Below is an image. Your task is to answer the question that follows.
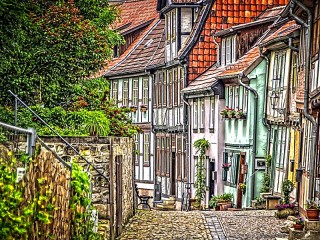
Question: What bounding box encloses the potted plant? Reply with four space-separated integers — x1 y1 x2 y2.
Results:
235 109 246 119
209 195 219 210
293 216 304 230
222 162 231 171
306 200 320 221
275 203 296 218
130 105 137 112
239 183 246 194
220 107 229 118
227 108 236 118
218 193 233 211
140 104 148 112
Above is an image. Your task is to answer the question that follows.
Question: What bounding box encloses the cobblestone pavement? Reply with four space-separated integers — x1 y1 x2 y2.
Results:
119 209 289 240
118 210 213 240
211 210 289 240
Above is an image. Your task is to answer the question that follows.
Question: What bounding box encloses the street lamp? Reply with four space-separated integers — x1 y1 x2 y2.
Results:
270 90 284 114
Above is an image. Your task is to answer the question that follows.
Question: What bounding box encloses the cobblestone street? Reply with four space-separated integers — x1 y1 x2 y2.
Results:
118 210 213 240
119 210 289 240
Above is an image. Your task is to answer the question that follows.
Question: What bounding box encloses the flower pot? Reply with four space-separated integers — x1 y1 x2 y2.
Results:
227 114 234 119
218 202 232 211
306 209 320 221
130 107 137 112
293 224 304 230
140 107 148 112
276 208 295 219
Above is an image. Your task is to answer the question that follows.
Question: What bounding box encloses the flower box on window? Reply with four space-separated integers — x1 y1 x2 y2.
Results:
130 105 137 112
140 104 148 112
222 163 231 171
235 109 246 119
220 106 236 119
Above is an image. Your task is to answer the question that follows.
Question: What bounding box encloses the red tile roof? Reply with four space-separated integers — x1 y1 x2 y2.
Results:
179 0 289 82
104 20 165 77
113 0 158 34
217 47 261 77
260 20 300 46
171 0 200 3
257 5 286 19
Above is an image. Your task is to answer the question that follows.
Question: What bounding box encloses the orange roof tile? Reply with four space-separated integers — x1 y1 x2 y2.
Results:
260 20 300 46
217 47 261 77
114 0 158 34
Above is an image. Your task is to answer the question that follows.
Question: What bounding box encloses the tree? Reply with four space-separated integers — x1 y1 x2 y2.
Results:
0 0 122 106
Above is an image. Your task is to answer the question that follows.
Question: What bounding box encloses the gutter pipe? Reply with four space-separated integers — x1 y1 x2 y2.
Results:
238 73 259 201
259 47 272 153
288 38 299 52
289 0 317 200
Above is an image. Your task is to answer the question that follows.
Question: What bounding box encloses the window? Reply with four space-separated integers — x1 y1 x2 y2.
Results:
220 35 237 66
311 59 320 92
168 70 173 107
174 69 178 106
177 137 182 179
154 74 158 107
183 138 187 180
112 81 118 102
226 86 248 113
223 152 239 185
134 134 139 166
161 137 165 175
166 136 170 175
163 71 167 106
179 67 184 104
193 99 198 129
291 52 298 92
199 98 205 129
132 78 139 106
143 133 150 166
143 78 149 105
122 80 129 106
272 51 286 90
156 137 161 174
209 96 215 129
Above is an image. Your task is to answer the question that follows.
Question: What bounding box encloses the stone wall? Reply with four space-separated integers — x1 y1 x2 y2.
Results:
11 136 134 239
39 136 134 239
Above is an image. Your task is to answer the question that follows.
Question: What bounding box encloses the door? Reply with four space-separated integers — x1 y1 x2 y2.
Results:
115 155 123 236
171 152 176 196
236 153 245 208
209 161 215 201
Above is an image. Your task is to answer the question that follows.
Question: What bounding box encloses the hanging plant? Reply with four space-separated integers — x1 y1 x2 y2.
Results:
193 138 210 207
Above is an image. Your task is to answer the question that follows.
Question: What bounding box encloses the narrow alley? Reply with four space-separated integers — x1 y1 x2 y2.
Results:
118 210 288 240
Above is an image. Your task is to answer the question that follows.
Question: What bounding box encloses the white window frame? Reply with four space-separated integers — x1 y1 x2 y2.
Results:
112 81 118 102
199 98 205 129
122 80 129 106
142 78 149 105
193 99 198 129
209 96 215 129
132 78 139 106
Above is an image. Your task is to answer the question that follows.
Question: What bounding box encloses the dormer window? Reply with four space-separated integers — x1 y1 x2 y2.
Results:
220 35 237 66
165 9 177 62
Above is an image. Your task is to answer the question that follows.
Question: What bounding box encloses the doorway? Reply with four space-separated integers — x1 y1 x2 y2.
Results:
236 153 245 209
209 161 215 200
171 152 176 196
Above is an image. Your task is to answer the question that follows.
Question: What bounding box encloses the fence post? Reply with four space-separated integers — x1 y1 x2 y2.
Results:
27 128 36 157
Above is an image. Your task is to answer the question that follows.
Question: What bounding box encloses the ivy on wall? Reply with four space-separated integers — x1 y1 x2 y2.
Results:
193 138 210 206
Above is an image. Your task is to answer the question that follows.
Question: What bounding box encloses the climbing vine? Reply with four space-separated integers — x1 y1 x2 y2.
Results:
0 151 54 239
70 161 102 240
261 154 272 193
193 138 210 207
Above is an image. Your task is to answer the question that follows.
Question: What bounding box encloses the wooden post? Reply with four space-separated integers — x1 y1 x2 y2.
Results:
109 138 115 240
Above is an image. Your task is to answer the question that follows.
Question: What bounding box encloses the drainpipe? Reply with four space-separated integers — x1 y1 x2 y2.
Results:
290 0 317 200
259 47 271 153
150 72 157 206
288 38 299 52
238 73 258 201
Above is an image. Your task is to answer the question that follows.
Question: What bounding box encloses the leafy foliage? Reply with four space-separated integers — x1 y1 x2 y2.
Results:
261 154 272 193
0 0 122 107
193 138 210 206
70 161 102 239
281 179 294 204
0 78 140 138
0 151 54 239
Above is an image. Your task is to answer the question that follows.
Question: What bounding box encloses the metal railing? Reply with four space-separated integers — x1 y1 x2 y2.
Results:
8 90 109 182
